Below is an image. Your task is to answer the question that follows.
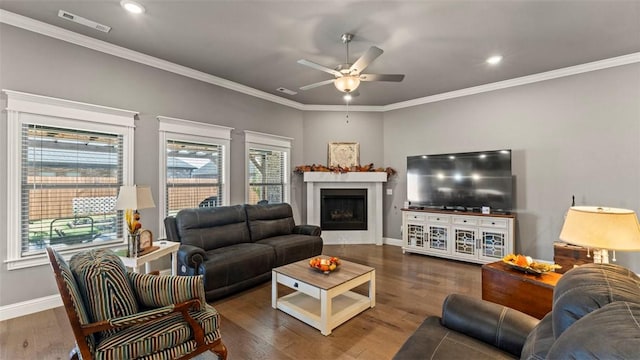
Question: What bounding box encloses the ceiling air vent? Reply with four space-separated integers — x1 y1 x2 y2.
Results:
276 87 297 95
58 10 111 33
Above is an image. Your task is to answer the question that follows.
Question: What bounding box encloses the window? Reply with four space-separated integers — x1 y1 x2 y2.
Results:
5 90 136 270
158 117 232 238
166 140 223 213
244 131 292 205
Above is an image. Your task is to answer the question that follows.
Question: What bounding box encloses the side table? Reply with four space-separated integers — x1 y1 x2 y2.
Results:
481 261 562 319
118 240 180 275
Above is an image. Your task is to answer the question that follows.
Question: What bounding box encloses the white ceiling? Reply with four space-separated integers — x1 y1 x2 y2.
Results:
1 1 639 107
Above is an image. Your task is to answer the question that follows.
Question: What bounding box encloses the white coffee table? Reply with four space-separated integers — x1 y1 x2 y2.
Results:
272 257 375 336
118 240 180 275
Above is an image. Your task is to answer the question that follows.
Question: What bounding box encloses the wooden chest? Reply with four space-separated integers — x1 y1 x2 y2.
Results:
482 261 561 319
553 242 593 274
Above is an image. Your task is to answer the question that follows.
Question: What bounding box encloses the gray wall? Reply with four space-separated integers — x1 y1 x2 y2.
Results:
302 111 384 166
0 24 304 306
383 63 640 272
301 111 386 220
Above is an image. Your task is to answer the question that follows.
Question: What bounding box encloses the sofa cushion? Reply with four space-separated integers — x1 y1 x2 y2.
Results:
520 312 555 360
245 203 295 241
393 317 517 360
69 249 139 338
256 234 323 266
547 301 640 359
552 263 640 338
176 205 250 250
201 243 275 292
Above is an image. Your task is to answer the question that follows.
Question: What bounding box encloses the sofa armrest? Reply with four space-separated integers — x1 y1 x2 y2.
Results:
177 244 207 275
441 294 539 356
293 224 321 236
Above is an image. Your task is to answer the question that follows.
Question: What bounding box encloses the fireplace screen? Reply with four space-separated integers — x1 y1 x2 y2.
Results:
320 188 367 231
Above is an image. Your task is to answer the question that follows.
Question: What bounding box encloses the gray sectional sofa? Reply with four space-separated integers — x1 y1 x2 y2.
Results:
393 263 640 359
164 203 323 301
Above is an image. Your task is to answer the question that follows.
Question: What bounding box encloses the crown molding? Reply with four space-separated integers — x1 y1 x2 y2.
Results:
2 9 639 113
382 52 640 112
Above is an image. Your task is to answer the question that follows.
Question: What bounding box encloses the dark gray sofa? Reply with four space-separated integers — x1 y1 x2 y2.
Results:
164 203 323 301
394 263 640 359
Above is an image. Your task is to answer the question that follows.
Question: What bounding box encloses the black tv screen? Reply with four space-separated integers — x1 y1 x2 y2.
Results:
407 149 513 212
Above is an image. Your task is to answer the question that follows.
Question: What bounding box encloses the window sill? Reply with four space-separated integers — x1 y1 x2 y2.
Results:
5 242 126 270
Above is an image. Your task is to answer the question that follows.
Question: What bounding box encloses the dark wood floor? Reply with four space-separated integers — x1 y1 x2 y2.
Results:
0 245 482 360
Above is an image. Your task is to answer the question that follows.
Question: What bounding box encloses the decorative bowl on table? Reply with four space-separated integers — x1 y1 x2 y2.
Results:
309 257 340 274
502 254 561 275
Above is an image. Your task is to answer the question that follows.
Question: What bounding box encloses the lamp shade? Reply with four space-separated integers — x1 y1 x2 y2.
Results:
334 76 360 93
559 206 640 251
114 185 156 210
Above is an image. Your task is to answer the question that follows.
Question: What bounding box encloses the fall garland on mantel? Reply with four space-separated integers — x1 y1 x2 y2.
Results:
294 163 397 178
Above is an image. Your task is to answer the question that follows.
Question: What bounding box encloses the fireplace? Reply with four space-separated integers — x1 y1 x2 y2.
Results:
320 189 367 230
304 171 387 245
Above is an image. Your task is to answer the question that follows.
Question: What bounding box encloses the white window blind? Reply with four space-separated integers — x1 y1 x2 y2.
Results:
244 131 292 205
22 125 123 255
166 140 224 216
248 148 287 204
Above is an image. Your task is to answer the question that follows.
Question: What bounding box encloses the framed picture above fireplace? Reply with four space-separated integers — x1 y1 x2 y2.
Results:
328 142 359 168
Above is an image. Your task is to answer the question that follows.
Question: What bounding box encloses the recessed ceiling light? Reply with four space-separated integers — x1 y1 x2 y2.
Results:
486 55 503 65
120 0 145 14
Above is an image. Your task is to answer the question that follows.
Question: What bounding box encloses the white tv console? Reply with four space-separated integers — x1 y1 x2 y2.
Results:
401 208 515 264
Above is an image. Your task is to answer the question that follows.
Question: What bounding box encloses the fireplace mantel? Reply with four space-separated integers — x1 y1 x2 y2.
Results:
303 172 388 183
304 172 387 245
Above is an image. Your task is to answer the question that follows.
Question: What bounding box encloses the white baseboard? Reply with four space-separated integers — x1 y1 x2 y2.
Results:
0 294 62 321
322 237 403 247
0 267 173 321
383 237 403 247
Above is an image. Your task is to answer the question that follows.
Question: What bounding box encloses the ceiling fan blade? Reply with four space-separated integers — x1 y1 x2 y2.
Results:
297 59 342 77
359 74 405 82
349 46 383 74
299 79 335 91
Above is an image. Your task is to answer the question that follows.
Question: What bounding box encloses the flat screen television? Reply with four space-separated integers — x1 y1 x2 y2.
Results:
407 149 513 213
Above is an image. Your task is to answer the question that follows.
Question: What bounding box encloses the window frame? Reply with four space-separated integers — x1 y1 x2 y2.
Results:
244 130 292 205
4 90 137 270
158 116 232 238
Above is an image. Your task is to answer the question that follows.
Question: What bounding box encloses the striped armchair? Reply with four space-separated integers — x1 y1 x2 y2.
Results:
46 247 227 360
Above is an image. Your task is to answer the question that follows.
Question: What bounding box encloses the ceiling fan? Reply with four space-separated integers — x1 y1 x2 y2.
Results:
298 33 405 94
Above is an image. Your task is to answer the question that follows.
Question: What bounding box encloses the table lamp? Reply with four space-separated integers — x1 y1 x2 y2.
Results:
114 185 156 256
559 206 640 263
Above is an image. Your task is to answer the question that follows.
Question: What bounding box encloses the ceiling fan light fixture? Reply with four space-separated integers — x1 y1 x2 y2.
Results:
334 76 360 93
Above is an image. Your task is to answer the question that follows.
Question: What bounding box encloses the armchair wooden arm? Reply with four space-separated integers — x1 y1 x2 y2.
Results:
77 299 201 335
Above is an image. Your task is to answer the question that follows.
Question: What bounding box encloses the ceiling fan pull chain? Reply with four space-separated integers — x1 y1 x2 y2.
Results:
346 101 350 122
